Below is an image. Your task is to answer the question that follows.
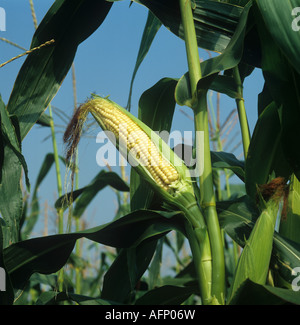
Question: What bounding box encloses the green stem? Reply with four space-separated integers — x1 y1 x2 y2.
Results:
176 192 212 304
179 0 225 304
49 105 64 292
71 62 82 294
49 105 64 234
233 66 250 158
194 97 225 304
179 0 202 96
184 219 212 304
75 217 81 294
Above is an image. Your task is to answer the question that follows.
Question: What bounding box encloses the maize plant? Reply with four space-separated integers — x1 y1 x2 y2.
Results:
63 96 213 303
0 0 300 307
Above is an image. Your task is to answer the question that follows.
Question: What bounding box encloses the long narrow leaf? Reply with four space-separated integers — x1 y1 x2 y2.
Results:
245 101 282 199
280 175 300 244
0 225 14 305
0 97 29 244
101 240 157 303
211 151 245 182
217 196 300 287
254 5 300 181
36 291 118 305
229 196 279 299
134 0 244 53
4 210 183 291
257 0 300 75
175 2 253 109
7 0 113 140
55 170 129 218
135 285 196 305
127 10 162 110
229 278 300 305
22 153 68 238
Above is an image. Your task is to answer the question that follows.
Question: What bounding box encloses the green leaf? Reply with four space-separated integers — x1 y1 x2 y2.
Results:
130 171 156 211
256 0 300 75
35 291 117 305
221 183 246 201
22 153 67 238
220 0 251 6
209 62 254 98
217 196 300 287
134 0 244 53
229 196 280 299
135 285 196 305
4 209 183 291
0 98 25 247
0 224 14 305
168 146 245 181
229 278 300 305
0 146 23 246
209 75 239 99
162 262 197 287
254 4 300 181
6 0 113 140
245 101 291 200
127 10 162 110
280 174 300 244
36 113 51 127
175 2 253 107
0 102 29 190
257 82 273 116
55 170 129 218
99 208 183 303
0 98 30 241
138 78 177 133
101 240 157 303
73 171 129 218
148 238 163 289
211 151 245 182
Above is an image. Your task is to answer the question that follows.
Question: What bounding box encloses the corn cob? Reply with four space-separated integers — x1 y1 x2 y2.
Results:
64 96 202 205
69 97 179 191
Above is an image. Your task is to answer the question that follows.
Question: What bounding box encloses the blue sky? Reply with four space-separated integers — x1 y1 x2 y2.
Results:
0 1 264 236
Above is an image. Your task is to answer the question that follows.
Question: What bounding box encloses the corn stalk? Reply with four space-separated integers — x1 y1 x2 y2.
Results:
179 0 225 304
